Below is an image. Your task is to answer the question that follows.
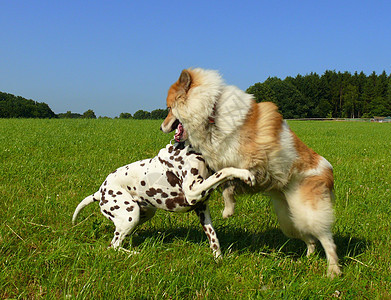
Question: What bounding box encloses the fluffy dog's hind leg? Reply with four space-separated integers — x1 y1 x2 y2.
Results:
303 234 317 257
318 233 340 278
282 182 341 278
270 191 301 239
271 192 317 256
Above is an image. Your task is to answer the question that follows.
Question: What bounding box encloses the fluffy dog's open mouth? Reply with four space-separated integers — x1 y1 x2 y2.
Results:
174 122 187 142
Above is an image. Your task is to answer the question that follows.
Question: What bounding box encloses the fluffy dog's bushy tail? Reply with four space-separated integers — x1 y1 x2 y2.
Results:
72 194 98 225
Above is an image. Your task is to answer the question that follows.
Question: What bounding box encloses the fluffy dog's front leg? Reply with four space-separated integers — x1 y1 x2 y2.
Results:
222 184 236 219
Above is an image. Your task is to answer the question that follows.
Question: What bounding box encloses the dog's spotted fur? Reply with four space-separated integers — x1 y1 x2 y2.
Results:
72 143 254 257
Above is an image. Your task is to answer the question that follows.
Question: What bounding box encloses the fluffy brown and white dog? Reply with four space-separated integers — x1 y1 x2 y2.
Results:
160 68 341 277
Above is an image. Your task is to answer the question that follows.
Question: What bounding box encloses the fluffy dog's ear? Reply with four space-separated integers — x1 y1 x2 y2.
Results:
178 70 192 92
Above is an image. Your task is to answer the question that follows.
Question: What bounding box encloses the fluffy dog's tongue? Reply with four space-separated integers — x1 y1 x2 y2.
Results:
174 123 184 142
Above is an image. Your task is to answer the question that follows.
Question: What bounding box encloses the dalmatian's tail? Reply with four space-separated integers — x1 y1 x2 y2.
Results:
72 193 100 225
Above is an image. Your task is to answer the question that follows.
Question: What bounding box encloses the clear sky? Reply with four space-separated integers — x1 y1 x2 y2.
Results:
1 1 390 117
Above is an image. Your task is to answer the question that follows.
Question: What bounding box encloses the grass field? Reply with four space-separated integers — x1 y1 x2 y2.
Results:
0 119 390 299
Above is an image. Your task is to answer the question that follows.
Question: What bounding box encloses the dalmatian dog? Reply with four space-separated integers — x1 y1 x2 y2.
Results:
72 141 255 258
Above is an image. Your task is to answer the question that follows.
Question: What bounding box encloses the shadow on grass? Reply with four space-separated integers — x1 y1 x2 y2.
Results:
89 214 367 268
131 225 368 265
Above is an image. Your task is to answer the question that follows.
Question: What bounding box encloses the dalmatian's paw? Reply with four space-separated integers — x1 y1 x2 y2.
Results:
116 247 140 255
214 251 223 262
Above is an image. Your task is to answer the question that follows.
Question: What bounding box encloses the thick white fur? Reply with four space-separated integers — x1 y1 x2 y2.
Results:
175 69 253 171
163 68 341 277
266 121 298 188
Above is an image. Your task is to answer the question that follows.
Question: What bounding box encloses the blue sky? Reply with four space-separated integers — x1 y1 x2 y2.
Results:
1 1 390 117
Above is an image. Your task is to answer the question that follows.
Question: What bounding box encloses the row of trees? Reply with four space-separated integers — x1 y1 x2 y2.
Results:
127 108 169 119
56 109 169 119
0 92 56 118
57 109 169 119
0 91 169 119
57 109 97 119
2 70 390 119
247 70 391 118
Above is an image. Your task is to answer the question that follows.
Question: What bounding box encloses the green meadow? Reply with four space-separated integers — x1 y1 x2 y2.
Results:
0 119 390 299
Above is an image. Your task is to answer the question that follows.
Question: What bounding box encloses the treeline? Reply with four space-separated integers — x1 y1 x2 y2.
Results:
0 90 169 119
58 109 168 120
57 109 97 119
0 92 56 118
247 70 391 118
57 109 168 120
127 108 168 120
58 109 169 119
3 70 390 120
